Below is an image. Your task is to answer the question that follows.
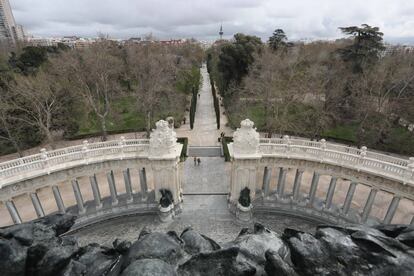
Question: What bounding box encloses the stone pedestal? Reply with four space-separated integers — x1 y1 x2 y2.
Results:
158 204 175 222
149 120 183 206
229 119 262 204
236 203 253 222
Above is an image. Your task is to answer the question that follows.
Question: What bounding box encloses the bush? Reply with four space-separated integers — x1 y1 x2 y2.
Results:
189 86 197 129
211 79 220 129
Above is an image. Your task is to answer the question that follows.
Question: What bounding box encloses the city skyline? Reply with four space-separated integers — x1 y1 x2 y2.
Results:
9 0 414 44
0 0 24 43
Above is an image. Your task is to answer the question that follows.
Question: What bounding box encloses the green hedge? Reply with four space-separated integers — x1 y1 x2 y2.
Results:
221 136 233 162
210 79 220 129
177 137 188 161
190 86 197 129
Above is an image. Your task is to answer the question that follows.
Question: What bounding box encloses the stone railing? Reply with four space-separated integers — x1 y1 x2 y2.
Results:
259 137 414 186
0 120 183 227
0 138 150 186
229 119 414 226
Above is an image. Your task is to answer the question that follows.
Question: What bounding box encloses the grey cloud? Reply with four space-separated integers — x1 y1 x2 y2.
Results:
9 0 414 43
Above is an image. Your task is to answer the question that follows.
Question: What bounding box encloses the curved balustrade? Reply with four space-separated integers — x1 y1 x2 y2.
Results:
259 137 414 185
0 120 184 227
0 138 150 187
229 119 414 226
253 166 414 226
1 167 159 229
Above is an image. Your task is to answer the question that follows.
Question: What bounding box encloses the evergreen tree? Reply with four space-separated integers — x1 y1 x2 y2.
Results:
338 24 385 73
268 29 288 51
217 33 262 94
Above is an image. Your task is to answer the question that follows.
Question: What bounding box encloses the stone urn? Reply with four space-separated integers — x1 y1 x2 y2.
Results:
236 202 253 222
159 204 175 222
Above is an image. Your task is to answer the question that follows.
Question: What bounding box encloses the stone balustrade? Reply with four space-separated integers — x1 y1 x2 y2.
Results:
258 137 414 185
0 138 150 185
229 119 414 226
0 120 183 228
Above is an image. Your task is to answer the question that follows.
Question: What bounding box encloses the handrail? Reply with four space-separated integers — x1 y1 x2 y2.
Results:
0 138 150 183
259 137 414 185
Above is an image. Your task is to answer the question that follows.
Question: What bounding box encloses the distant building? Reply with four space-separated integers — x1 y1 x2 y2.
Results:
0 0 25 43
383 44 414 56
14 24 25 40
128 37 142 43
159 39 186 45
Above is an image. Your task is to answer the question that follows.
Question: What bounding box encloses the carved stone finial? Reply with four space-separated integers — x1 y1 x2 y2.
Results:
233 119 260 156
149 120 177 157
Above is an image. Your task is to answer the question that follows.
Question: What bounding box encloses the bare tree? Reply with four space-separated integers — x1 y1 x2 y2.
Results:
125 44 177 136
0 93 22 155
8 70 62 148
241 47 328 136
55 42 122 141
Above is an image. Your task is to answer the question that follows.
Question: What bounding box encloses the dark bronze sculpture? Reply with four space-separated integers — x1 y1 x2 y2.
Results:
238 187 251 207
159 189 174 208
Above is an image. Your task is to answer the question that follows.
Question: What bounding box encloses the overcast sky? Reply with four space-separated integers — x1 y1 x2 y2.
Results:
10 0 414 43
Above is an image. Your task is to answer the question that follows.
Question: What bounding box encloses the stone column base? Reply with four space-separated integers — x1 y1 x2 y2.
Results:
158 204 175 222
236 203 253 222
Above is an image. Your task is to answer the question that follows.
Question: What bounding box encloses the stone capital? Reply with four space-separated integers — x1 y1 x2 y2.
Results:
232 119 261 159
149 120 181 160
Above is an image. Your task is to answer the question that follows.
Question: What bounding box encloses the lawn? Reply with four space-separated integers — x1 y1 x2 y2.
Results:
74 95 186 138
322 123 359 143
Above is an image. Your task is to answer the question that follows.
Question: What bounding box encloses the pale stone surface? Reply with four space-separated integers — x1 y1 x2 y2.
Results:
183 157 230 194
233 119 260 157
149 120 178 158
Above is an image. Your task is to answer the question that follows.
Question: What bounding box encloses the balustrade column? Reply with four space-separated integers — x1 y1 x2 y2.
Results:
342 182 358 215
5 200 22 224
383 196 401 224
139 168 148 199
277 168 288 198
107 171 118 205
52 186 66 213
123 168 134 203
292 169 304 201
72 179 86 214
30 192 45 218
308 172 320 206
89 174 103 209
262 167 272 197
324 176 337 210
360 188 378 223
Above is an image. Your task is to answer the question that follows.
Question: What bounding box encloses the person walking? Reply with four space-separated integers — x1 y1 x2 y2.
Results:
197 158 201 166
194 157 197 166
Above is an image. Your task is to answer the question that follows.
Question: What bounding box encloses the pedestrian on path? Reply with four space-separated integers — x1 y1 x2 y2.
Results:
198 93 200 98
194 157 197 166
197 158 201 166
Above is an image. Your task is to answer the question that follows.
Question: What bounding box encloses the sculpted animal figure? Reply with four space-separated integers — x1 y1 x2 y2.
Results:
159 189 174 208
239 187 251 207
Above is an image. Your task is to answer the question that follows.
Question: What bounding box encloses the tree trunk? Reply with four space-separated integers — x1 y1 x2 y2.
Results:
100 117 108 141
4 124 23 157
44 128 55 150
146 111 151 138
